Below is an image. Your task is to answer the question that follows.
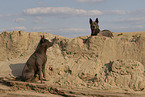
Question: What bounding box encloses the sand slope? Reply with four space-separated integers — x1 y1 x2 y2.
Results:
0 31 145 96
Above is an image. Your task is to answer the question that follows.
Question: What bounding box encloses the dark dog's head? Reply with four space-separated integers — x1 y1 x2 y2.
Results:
89 18 100 36
39 35 54 49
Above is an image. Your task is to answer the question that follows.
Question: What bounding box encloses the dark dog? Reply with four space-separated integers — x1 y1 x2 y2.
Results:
89 18 100 36
89 18 114 38
22 35 54 83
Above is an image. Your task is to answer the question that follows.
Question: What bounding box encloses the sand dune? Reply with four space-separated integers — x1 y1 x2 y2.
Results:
0 31 145 96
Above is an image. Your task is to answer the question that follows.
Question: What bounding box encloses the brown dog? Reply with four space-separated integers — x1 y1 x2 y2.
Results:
22 35 54 83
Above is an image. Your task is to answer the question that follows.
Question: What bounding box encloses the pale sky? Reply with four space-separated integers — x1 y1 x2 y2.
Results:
0 0 145 37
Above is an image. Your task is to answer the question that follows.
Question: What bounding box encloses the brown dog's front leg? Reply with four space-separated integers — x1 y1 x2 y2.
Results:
37 63 43 83
42 62 46 80
39 68 43 83
36 59 43 83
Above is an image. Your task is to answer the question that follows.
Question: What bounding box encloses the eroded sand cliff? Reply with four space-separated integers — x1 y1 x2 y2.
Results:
0 31 145 96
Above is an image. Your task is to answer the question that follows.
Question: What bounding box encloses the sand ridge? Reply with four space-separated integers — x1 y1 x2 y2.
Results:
0 31 145 96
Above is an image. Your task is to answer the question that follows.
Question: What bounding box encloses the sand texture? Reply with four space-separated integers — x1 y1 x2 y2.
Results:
0 31 145 96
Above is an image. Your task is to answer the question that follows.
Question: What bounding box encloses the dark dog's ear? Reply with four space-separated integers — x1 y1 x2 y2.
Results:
89 18 92 24
95 18 99 23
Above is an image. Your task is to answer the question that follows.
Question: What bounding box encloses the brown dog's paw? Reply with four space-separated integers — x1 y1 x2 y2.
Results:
42 78 47 81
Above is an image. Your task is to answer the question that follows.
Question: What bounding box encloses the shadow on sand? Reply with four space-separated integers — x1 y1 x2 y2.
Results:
9 63 25 77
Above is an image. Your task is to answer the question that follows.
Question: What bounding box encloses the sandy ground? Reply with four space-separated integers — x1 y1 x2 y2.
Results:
0 83 62 97
0 31 145 96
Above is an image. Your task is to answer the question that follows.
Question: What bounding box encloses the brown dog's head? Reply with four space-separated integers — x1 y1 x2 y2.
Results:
40 35 54 49
89 18 100 36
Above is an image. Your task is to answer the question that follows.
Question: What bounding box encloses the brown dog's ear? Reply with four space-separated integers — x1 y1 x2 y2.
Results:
42 35 45 39
95 18 99 23
40 35 45 43
52 36 57 43
89 18 92 24
40 35 45 39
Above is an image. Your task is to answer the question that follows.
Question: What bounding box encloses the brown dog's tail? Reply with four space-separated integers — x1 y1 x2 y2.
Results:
15 76 23 81
9 74 23 81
